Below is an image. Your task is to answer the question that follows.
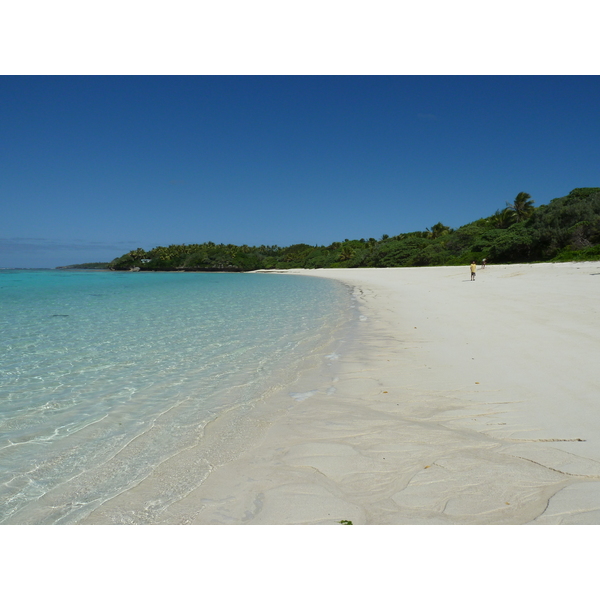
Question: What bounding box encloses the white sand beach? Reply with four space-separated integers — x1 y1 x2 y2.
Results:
84 261 600 525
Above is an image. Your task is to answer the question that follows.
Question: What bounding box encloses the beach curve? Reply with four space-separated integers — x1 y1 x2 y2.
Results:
85 262 600 524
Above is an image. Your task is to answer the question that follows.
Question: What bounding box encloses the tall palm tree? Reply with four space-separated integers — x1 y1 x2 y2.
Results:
506 192 535 222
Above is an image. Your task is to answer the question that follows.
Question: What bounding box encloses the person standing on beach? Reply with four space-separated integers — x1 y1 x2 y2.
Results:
470 260 477 281
482 258 487 268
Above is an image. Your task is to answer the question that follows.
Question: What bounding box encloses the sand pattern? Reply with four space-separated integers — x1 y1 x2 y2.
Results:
83 262 600 524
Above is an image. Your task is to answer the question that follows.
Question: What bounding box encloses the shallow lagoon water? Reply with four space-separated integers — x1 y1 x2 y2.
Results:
0 269 355 523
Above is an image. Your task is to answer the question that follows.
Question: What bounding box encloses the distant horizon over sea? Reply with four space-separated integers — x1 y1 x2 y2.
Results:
0 269 356 524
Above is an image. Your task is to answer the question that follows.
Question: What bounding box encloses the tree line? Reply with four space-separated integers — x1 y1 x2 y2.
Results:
108 187 600 272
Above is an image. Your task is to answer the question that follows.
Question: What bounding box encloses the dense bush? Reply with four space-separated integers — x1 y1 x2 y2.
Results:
108 188 600 272
529 188 600 259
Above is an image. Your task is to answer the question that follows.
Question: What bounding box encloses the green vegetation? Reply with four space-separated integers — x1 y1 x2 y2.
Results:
108 188 600 272
56 262 111 270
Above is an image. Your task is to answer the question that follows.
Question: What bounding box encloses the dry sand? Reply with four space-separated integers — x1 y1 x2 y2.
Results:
86 262 600 525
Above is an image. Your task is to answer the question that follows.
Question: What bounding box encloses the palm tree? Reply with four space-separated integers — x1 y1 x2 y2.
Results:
490 208 515 229
426 222 451 239
506 192 535 222
129 248 147 261
339 245 356 261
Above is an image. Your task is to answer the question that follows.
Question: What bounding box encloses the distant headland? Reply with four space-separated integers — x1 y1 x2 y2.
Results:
56 263 111 270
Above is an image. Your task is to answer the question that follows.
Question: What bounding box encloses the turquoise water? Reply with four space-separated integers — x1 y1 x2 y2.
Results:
0 269 355 523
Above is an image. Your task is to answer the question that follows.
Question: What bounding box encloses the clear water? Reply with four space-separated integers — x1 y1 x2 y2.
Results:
0 269 355 523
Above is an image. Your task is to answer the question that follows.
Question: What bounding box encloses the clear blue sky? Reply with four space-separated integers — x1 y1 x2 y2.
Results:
2 75 599 268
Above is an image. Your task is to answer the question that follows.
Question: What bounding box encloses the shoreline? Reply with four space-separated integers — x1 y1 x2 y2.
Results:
78 276 360 525
92 262 600 524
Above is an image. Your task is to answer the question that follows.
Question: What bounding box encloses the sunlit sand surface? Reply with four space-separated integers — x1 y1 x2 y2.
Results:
84 262 600 524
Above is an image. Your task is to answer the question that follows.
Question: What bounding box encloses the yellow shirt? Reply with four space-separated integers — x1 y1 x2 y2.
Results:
470 263 477 273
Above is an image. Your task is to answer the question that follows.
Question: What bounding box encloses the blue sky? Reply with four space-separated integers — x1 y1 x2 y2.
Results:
2 75 599 268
